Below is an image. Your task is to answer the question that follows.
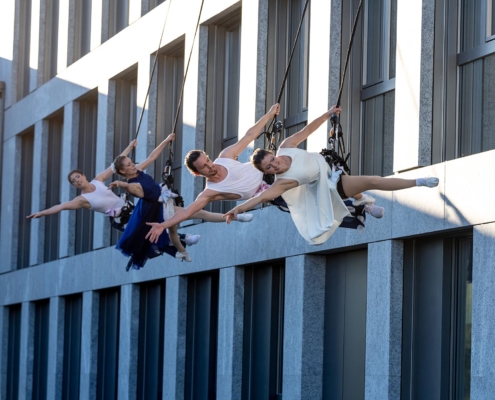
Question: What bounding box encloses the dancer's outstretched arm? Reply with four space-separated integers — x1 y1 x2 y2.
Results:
223 179 297 224
95 139 137 182
219 104 280 159
136 133 175 171
27 196 89 219
145 192 214 243
280 105 341 149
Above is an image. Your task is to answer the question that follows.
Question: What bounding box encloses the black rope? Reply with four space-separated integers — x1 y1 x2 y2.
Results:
163 0 205 179
336 0 364 108
130 1 173 161
325 0 364 175
258 0 311 151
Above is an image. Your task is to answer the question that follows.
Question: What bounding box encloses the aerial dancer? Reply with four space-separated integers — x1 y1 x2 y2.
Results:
26 140 198 263
145 104 383 243
110 133 253 269
221 106 439 245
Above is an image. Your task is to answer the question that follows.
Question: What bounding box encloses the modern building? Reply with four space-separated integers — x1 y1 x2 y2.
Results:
1 0 494 399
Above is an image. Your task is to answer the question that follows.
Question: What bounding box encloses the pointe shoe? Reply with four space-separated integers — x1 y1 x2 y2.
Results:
184 234 201 246
176 251 192 262
236 213 254 222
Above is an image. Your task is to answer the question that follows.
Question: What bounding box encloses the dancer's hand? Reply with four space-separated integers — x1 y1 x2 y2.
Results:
27 211 44 219
108 180 125 190
223 207 240 224
269 103 281 118
146 222 165 243
129 139 137 148
329 105 342 115
165 133 175 143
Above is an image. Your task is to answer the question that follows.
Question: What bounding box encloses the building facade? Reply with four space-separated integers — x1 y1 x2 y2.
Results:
1 0 494 399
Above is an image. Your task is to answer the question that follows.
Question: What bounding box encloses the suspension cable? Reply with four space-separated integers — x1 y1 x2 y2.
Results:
130 1 174 161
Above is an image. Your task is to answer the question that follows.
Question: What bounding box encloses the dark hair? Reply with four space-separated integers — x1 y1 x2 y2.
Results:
67 169 84 183
113 155 128 176
251 148 273 172
184 150 206 174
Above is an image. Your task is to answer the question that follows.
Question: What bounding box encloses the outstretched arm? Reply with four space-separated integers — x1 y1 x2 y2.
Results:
94 139 137 182
222 179 297 223
136 133 175 171
219 104 280 159
26 196 89 219
280 105 341 149
108 181 144 198
145 191 213 243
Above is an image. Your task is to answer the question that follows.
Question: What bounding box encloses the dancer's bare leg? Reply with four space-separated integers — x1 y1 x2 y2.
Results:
341 175 416 198
168 224 186 252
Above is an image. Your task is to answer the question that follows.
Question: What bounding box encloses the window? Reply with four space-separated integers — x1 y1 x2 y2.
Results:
41 0 59 82
70 0 91 64
341 0 397 176
44 116 63 262
6 304 21 400
108 0 129 38
145 0 166 14
185 271 219 399
62 295 82 400
97 288 120 399
137 281 165 399
266 0 310 142
15 0 32 100
154 47 184 193
242 263 285 399
75 97 97 255
433 0 495 162
322 250 367 399
18 130 34 269
111 71 137 245
205 9 241 214
33 300 50 400
401 234 473 399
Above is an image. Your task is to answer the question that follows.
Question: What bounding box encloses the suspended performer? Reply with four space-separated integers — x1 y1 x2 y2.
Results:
26 140 197 263
145 104 383 244
110 133 253 269
221 106 439 245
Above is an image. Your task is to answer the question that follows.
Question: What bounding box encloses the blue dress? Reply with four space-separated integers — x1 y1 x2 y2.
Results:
116 171 185 270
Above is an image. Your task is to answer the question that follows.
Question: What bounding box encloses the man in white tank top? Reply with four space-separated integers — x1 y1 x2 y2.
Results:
145 104 281 243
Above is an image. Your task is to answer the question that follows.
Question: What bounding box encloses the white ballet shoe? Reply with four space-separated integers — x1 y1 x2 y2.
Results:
236 213 254 222
364 204 385 219
184 234 201 246
352 194 376 206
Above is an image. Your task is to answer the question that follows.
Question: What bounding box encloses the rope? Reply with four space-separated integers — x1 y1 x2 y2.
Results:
259 0 311 150
336 0 364 108
130 0 174 161
326 0 364 174
163 0 205 175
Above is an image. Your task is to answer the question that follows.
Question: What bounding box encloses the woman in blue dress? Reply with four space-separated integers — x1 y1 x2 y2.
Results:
111 133 253 269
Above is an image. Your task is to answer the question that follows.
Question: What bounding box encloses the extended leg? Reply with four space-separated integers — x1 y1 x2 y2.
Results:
341 175 417 198
173 206 253 223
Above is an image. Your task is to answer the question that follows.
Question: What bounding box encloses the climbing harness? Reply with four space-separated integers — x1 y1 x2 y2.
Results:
109 194 135 232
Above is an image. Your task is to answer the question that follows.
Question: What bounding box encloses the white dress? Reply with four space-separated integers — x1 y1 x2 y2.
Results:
275 147 350 245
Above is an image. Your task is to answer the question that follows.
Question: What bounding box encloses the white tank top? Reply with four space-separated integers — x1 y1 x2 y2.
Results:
81 180 125 215
205 158 263 200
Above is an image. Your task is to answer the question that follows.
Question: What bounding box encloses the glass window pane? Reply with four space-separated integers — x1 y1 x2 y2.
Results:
459 54 495 158
364 0 384 85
